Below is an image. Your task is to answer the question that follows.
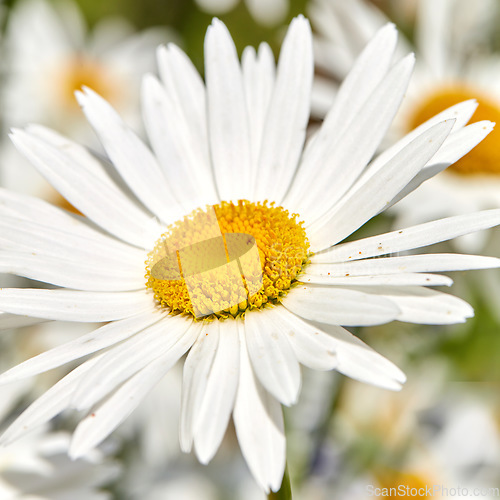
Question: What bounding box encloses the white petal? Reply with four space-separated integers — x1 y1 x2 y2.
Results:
193 321 240 464
358 286 474 324
76 88 181 224
271 307 338 371
10 129 157 248
0 189 146 262
26 125 119 185
233 328 285 493
424 120 493 171
244 309 301 406
0 251 144 291
0 214 145 266
312 209 500 263
0 289 153 322
306 254 500 276
0 356 103 446
416 0 450 78
369 100 479 174
69 324 199 460
241 43 275 198
282 284 400 326
156 43 217 205
205 19 252 201
70 314 193 410
308 119 455 251
0 309 161 385
157 43 208 156
290 54 415 222
141 72 218 214
286 24 398 210
300 272 453 287
388 120 494 208
314 23 398 141
179 323 220 452
254 16 313 202
313 319 406 390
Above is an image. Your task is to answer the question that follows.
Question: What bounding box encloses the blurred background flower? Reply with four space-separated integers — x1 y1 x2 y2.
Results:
0 0 499 499
0 382 121 499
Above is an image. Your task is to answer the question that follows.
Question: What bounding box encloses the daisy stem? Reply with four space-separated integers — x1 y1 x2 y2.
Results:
268 463 292 500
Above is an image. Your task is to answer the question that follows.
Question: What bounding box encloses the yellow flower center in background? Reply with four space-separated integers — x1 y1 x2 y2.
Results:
145 201 310 320
52 56 123 111
407 85 500 176
375 469 437 498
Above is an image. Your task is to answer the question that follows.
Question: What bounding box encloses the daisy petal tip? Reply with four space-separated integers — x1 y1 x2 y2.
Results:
9 126 28 137
79 86 102 104
68 439 85 461
390 382 404 392
396 370 407 385
209 17 226 32
68 423 96 460
281 393 299 408
466 98 479 112
380 377 405 392
292 13 310 27
156 43 167 56
404 52 416 66
74 89 86 106
141 72 157 90
377 22 398 41
179 439 192 454
194 445 215 466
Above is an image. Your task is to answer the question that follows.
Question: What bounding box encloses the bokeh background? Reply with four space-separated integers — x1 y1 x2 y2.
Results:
0 0 499 498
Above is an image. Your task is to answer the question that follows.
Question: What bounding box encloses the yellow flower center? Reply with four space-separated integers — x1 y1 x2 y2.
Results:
375 469 437 498
406 84 500 176
51 56 123 111
145 201 310 320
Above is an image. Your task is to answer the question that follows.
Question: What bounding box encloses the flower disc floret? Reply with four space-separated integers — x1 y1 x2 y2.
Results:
145 200 310 320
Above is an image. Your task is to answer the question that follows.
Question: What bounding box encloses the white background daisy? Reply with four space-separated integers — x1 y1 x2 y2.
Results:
385 0 500 250
309 0 500 250
0 0 174 202
0 16 499 494
194 0 289 27
0 384 120 500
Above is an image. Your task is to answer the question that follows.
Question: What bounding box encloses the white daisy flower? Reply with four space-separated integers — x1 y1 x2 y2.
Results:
0 17 500 493
385 0 500 252
194 0 288 27
0 0 173 202
0 431 121 499
2 0 170 134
